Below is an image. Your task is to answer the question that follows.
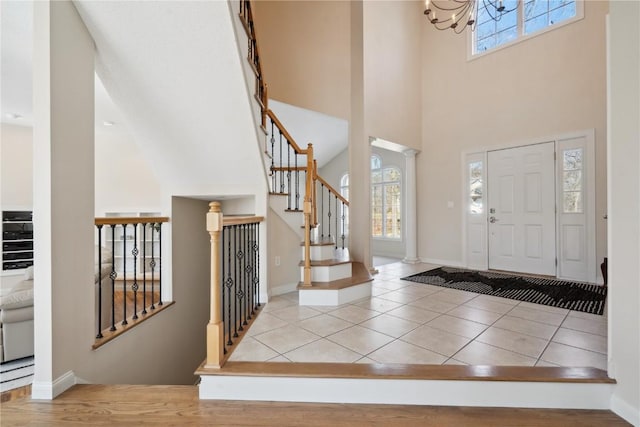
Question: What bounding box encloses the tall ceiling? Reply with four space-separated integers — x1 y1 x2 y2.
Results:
0 0 347 168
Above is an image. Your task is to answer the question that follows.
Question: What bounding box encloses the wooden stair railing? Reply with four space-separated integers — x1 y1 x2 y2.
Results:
238 1 349 284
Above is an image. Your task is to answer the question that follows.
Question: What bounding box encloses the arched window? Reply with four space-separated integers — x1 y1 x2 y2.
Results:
339 155 402 240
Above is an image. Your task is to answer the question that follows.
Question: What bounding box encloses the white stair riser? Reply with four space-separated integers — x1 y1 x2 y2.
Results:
298 282 371 306
299 263 351 282
302 245 335 262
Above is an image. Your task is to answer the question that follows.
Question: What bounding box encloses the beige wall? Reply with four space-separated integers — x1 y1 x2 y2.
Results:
419 1 608 272
252 0 350 120
0 123 162 215
0 124 33 210
364 0 422 151
267 207 301 294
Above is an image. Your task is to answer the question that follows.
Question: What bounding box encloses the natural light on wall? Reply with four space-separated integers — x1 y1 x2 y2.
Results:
474 0 579 54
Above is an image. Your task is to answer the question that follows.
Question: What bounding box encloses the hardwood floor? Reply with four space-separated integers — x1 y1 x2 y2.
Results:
0 384 629 426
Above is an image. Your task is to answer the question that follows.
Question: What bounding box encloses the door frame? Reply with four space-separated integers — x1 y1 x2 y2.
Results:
461 129 597 282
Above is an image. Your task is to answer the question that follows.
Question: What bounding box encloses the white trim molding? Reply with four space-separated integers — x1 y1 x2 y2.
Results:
31 370 76 400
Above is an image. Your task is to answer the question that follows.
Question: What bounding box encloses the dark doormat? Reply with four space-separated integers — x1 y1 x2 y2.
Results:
402 267 606 315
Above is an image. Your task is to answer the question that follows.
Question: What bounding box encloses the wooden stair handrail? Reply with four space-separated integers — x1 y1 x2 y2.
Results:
239 0 268 126
315 174 349 206
266 110 308 155
223 215 265 226
95 217 169 226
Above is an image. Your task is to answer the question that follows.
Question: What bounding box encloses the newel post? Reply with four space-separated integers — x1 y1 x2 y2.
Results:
302 144 314 287
206 201 224 368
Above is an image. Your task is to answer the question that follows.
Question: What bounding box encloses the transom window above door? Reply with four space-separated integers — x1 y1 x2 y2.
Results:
473 0 582 56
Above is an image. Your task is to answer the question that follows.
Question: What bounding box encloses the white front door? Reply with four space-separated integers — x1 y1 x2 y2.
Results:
488 142 556 276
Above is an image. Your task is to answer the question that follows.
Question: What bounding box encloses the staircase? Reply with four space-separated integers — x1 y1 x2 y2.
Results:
233 0 372 306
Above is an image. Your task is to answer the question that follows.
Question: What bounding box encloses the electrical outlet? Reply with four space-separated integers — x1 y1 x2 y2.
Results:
275 256 280 266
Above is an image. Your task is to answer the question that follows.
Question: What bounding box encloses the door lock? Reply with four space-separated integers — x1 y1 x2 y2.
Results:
489 216 499 223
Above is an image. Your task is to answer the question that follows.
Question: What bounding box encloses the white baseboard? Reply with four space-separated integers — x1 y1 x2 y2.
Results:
31 370 76 400
200 376 613 410
419 258 463 268
610 394 640 427
269 282 298 297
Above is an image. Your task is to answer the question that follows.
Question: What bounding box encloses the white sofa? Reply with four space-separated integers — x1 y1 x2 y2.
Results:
0 267 34 363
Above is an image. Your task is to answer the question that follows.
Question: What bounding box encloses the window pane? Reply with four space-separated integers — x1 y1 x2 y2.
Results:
563 170 582 191
372 206 382 236
383 167 400 182
469 161 483 214
372 185 382 206
524 0 548 20
496 9 517 32
525 13 548 34
496 27 518 45
371 156 381 170
477 20 496 40
564 191 583 213
549 2 575 25
476 35 496 53
372 170 382 184
341 174 349 186
563 149 583 170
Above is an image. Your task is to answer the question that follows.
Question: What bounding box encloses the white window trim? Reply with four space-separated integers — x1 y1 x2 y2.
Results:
467 0 585 61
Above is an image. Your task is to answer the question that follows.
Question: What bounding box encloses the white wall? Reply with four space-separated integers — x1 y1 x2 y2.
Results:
607 1 640 424
419 1 608 275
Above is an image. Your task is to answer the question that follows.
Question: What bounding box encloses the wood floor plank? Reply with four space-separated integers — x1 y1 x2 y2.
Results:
0 385 629 426
197 361 615 384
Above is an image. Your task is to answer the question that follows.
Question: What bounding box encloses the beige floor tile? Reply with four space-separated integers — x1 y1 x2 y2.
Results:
354 297 404 313
328 305 380 324
452 341 537 366
261 296 297 313
297 314 354 337
280 291 300 302
401 325 471 357
246 312 290 337
386 305 441 324
283 339 362 363
568 309 608 320
540 342 607 370
228 337 280 362
446 306 503 325
376 290 419 304
472 294 520 306
463 297 516 314
517 301 570 315
426 314 488 339
371 287 392 297
253 324 320 354
368 340 448 365
561 316 607 336
396 284 441 297
360 314 421 338
430 289 478 305
408 296 459 314
508 306 567 326
476 327 549 358
552 328 607 354
372 280 408 291
355 357 378 364
492 315 558 340
327 325 395 355
269 305 322 323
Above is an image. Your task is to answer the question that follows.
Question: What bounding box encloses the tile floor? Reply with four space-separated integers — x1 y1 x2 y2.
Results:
229 262 608 369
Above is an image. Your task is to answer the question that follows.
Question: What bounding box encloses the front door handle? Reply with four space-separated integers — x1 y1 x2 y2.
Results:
489 216 499 223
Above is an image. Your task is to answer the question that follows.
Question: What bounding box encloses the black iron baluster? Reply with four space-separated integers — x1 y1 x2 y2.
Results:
150 223 156 310
244 224 250 324
279 130 284 193
122 224 128 325
142 223 147 315
335 195 339 249
226 226 234 344
132 223 139 320
96 224 104 339
270 119 276 191
327 189 332 241
158 223 163 306
287 143 292 210
109 225 117 332
320 183 325 239
233 225 240 337
255 224 260 308
249 223 255 315
341 202 346 250
222 226 227 354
